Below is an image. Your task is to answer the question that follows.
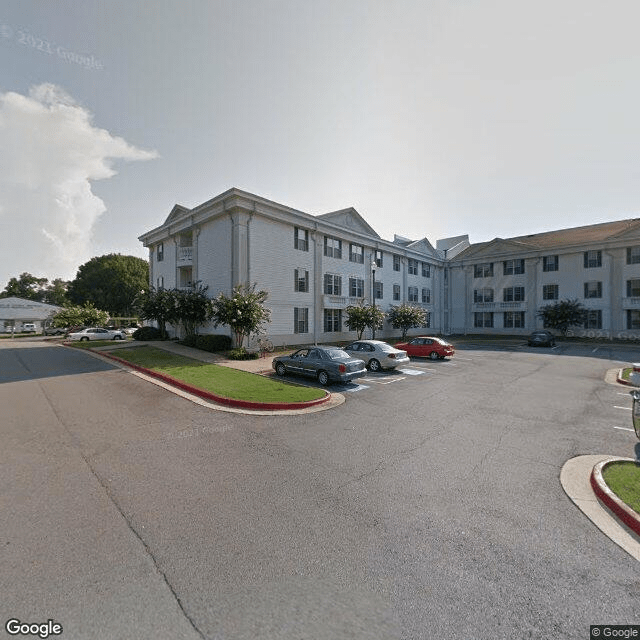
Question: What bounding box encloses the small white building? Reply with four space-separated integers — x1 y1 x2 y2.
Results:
0 297 63 333
138 187 640 342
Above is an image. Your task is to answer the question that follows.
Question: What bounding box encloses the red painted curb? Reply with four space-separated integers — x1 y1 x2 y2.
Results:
590 460 640 538
89 348 331 411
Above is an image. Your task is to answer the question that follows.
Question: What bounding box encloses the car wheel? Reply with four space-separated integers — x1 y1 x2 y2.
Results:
429 351 439 360
275 363 286 377
368 358 381 372
80 336 89 341
317 370 329 386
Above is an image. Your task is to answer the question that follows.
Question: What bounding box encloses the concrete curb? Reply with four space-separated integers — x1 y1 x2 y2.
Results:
590 458 640 538
616 368 637 386
73 345 333 412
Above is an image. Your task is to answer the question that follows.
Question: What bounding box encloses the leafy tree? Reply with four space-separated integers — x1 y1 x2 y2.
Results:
51 302 109 328
134 287 177 340
537 298 587 335
210 284 271 348
41 279 70 306
67 254 149 316
173 283 214 339
344 302 386 339
1 272 49 300
388 304 428 340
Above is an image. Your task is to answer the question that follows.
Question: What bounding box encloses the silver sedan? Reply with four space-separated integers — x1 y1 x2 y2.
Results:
67 327 126 341
343 340 410 371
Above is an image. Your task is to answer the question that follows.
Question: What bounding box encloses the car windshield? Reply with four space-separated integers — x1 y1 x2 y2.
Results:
325 349 350 360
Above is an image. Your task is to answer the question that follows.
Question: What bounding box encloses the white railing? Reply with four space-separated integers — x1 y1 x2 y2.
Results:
177 246 193 263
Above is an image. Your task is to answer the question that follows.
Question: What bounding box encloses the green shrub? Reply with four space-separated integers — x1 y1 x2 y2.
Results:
133 326 162 341
227 347 259 360
196 334 232 352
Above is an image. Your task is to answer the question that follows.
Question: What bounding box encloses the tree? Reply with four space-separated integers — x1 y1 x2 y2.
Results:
41 279 70 306
210 284 271 348
537 299 587 335
67 254 149 316
134 287 177 340
388 304 428 340
344 302 386 339
1 273 49 300
172 283 214 339
51 302 109 328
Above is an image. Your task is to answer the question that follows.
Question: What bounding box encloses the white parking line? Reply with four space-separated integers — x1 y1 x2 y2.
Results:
614 406 632 411
341 384 370 393
360 376 406 385
614 426 635 432
396 368 425 376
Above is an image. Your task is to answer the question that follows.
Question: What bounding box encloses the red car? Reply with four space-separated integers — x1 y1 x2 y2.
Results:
394 336 455 360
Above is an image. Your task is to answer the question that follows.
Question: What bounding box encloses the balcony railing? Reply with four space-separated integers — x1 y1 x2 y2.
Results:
177 246 193 263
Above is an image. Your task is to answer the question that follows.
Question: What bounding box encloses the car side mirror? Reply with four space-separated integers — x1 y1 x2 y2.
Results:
631 390 640 440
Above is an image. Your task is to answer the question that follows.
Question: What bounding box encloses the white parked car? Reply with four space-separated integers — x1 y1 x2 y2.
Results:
343 339 410 371
68 327 126 341
22 323 37 333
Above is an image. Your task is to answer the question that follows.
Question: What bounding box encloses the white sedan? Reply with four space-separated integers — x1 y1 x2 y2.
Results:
68 327 126 341
343 339 410 371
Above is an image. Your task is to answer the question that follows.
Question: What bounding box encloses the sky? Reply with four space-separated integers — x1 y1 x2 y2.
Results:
1 0 640 284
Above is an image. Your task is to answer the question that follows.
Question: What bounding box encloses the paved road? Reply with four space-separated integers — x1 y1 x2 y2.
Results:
1 340 639 639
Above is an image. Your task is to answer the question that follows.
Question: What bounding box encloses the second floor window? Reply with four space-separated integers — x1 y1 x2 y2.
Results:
324 274 342 296
627 246 640 264
422 262 431 278
408 259 419 275
543 284 559 300
156 242 164 262
374 250 383 268
584 250 602 268
349 244 364 263
503 286 525 302
543 255 558 272
349 277 364 298
584 281 602 298
294 227 308 251
627 279 640 298
294 269 309 292
393 255 401 271
474 288 494 303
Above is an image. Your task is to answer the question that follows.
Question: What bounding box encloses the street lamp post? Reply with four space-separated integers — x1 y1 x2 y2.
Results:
371 259 377 339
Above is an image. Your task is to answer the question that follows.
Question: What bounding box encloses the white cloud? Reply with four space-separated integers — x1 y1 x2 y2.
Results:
0 83 157 282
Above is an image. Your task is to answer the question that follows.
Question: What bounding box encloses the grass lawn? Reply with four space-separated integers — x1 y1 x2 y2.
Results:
104 345 326 403
69 339 132 348
602 461 640 515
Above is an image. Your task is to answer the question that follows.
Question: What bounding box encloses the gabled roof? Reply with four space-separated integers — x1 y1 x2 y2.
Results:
316 208 380 238
453 218 640 261
163 204 190 225
406 237 439 258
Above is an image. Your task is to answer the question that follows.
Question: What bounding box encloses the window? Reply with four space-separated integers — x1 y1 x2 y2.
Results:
474 288 494 303
503 286 525 302
503 311 525 328
583 250 602 268
294 308 309 334
324 274 342 296
408 259 419 275
324 309 341 332
422 262 431 278
627 310 640 330
543 255 558 272
374 281 383 299
294 227 308 251
408 286 418 302
324 236 342 259
294 269 309 293
349 277 364 298
543 284 559 300
349 243 364 263
374 250 383 268
422 288 431 303
474 263 494 278
393 255 401 271
156 276 164 289
422 312 431 328
503 259 525 275
156 242 164 262
474 312 494 328
584 281 602 299
584 310 602 329
627 279 640 298
393 284 401 301
627 246 640 265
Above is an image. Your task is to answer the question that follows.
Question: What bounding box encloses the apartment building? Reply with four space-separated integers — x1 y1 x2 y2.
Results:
138 188 449 345
448 219 640 338
138 188 640 342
